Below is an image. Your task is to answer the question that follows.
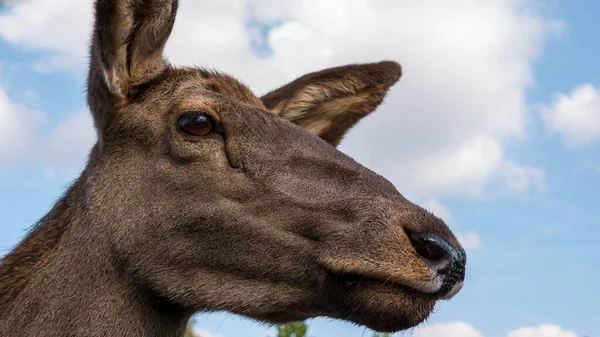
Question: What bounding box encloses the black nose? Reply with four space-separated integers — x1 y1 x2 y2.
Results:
410 233 466 295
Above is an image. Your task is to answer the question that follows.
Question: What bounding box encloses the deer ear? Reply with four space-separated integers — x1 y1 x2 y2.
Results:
89 0 178 98
261 61 401 147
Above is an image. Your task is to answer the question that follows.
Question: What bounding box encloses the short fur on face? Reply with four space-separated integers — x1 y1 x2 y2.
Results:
0 0 465 335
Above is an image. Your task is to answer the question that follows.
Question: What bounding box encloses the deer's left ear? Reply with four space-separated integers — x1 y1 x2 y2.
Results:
89 0 179 99
261 61 401 147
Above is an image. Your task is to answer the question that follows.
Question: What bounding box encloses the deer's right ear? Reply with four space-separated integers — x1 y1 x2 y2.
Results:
88 0 178 126
261 61 401 147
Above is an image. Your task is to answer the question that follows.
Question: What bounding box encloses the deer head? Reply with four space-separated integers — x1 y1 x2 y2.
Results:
1 0 466 334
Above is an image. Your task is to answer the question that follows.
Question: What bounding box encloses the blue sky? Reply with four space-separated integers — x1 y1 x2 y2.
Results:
0 1 598 337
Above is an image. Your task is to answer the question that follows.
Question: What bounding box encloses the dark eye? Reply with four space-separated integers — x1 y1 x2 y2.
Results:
177 112 214 137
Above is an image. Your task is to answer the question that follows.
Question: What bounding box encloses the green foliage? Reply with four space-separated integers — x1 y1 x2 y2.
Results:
183 323 195 337
277 321 308 337
372 333 392 337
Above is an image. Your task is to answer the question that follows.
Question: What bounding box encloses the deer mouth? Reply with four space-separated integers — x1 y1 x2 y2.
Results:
322 269 439 332
334 270 462 299
330 270 439 299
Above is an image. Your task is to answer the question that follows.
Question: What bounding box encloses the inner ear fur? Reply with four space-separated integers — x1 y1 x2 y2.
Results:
261 61 402 147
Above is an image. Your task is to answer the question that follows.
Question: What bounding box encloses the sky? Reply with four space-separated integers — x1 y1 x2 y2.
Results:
0 1 598 337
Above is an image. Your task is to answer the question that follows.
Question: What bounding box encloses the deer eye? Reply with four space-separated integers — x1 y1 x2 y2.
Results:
177 112 214 137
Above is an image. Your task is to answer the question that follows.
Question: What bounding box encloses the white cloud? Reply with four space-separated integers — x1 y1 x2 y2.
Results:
0 0 25 5
396 136 505 197
0 0 92 70
423 199 455 224
502 162 546 194
422 200 481 252
412 323 579 337
0 0 561 197
541 84 600 146
42 110 95 167
0 87 95 169
193 328 224 337
456 232 482 252
412 321 485 337
0 88 41 162
507 324 578 337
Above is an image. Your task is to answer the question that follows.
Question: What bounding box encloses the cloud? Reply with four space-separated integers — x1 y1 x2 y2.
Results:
42 110 96 167
0 0 25 5
423 199 455 224
158 0 563 198
192 328 224 337
541 84 600 146
412 322 579 337
0 87 95 170
0 88 41 162
456 232 482 252
502 162 546 194
412 321 485 337
0 0 92 70
0 0 562 198
507 324 578 337
422 200 481 252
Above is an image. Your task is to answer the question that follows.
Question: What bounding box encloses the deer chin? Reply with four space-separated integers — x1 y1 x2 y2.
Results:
322 270 440 333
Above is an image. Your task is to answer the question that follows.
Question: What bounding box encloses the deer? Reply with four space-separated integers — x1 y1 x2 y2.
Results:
0 0 467 336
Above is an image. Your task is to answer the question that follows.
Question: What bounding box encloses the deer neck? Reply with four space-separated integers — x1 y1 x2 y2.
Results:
0 170 189 337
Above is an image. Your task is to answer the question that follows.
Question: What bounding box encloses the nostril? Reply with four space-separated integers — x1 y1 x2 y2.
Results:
410 233 455 268
409 233 467 298
413 240 449 263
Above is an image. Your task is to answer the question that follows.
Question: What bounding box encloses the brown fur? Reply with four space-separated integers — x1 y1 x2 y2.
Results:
262 61 401 146
0 1 465 336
